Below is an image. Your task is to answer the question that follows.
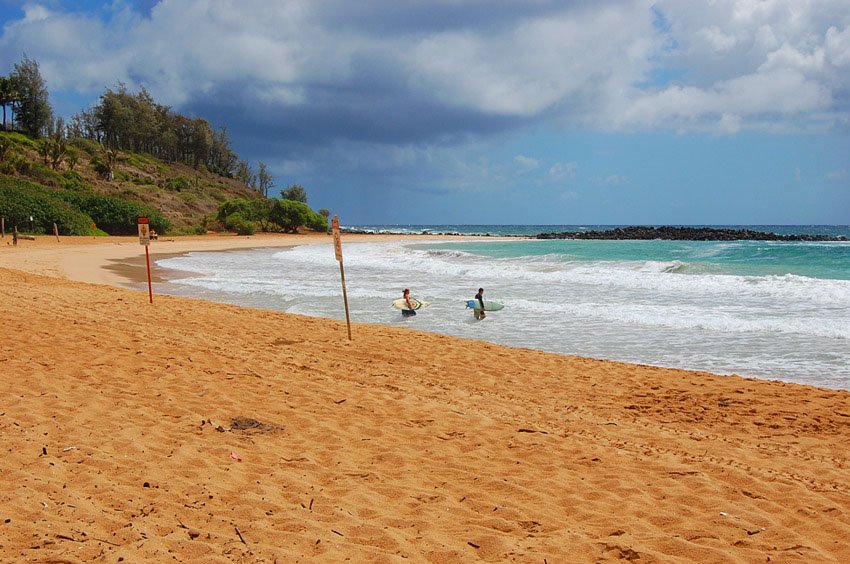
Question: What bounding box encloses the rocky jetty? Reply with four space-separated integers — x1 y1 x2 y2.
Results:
536 226 847 241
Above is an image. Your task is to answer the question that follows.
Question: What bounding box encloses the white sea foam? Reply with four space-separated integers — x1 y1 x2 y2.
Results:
157 240 850 389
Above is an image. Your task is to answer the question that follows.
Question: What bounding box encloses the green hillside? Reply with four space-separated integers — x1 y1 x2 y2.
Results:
0 130 262 234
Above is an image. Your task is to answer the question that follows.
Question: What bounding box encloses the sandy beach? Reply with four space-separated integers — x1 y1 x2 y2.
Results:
1 234 849 562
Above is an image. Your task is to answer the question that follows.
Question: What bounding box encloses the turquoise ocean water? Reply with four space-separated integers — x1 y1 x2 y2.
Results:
156 225 850 390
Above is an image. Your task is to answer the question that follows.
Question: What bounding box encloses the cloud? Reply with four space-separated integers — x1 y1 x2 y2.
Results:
617 0 850 133
825 168 848 181
592 174 629 187
405 3 657 118
549 161 578 182
3 0 848 139
513 155 539 173
826 26 850 66
22 5 49 22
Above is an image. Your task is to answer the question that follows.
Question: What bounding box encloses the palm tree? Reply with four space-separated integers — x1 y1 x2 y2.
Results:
0 76 19 131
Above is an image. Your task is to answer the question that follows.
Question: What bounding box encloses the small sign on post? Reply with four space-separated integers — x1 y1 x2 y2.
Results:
138 217 154 304
138 219 150 246
332 215 352 340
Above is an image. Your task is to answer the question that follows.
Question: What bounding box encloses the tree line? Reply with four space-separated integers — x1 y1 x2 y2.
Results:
67 85 242 177
1 55 332 235
1 55 279 196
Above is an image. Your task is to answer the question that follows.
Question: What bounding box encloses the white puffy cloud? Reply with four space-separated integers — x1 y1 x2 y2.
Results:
1 0 848 142
625 0 850 132
699 25 739 54
826 26 850 66
22 4 50 22
549 161 578 182
0 4 138 92
405 3 657 117
514 155 539 173
616 66 831 132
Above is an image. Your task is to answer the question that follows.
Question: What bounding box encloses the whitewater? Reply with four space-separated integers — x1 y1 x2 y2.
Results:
157 237 850 390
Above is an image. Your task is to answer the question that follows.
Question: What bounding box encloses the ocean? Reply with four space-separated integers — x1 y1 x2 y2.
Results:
156 225 850 390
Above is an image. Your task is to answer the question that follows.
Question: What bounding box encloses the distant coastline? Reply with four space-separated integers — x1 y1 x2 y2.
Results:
340 226 517 237
340 224 850 240
536 226 848 241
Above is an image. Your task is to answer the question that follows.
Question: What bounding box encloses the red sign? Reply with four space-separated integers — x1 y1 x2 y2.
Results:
138 218 150 246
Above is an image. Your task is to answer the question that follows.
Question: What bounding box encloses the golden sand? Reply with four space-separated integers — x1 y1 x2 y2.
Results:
1 235 848 562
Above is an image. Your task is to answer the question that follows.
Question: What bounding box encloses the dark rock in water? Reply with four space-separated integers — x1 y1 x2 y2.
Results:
535 226 847 242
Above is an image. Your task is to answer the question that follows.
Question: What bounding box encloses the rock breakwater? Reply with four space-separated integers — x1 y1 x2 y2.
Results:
536 226 847 241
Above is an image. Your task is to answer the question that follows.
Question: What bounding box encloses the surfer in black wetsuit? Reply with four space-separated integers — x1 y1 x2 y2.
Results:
474 288 485 320
402 288 416 317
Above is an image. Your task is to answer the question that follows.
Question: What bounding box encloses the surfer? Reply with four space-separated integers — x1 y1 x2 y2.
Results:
474 288 485 320
401 288 417 317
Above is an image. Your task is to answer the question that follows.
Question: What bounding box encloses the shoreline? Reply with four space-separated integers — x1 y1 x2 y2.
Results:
0 232 499 287
3 232 843 388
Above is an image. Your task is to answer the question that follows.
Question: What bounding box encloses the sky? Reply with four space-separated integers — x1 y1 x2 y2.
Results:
1 0 848 225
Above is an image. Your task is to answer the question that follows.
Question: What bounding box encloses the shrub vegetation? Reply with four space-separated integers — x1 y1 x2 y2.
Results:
0 177 93 234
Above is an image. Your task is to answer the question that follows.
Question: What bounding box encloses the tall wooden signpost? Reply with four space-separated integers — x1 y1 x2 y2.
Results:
138 217 154 304
332 215 352 340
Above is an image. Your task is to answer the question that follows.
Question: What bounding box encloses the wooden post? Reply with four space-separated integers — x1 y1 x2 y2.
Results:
138 218 153 304
332 215 352 340
1 216 4 238
53 223 60 242
145 245 153 304
13 225 18 246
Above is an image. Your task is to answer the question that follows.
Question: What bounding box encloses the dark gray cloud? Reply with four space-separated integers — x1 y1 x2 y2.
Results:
184 75 522 154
